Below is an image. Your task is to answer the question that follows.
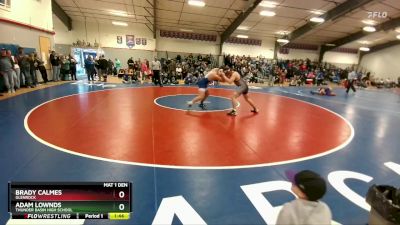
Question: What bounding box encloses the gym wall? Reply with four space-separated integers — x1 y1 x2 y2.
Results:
359 44 400 79
323 51 358 69
156 32 220 56
0 0 54 82
278 49 319 61
222 40 275 58
53 16 155 51
0 0 54 51
277 49 358 69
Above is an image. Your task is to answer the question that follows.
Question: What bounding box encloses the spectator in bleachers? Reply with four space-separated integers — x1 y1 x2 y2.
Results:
299 62 307 73
373 78 384 88
168 59 176 77
7 50 19 90
127 57 134 70
176 54 181 63
268 66 277 86
176 63 183 80
70 55 77 81
287 60 294 79
28 53 38 86
145 59 152 81
363 72 371 86
161 59 169 74
50 50 60 82
84 55 95 82
16 47 27 86
98 55 108 82
114 58 121 76
20 55 32 88
133 59 140 74
141 59 149 82
316 69 325 86
34 52 48 83
279 67 287 87
184 72 197 85
187 53 193 61
0 48 15 93
384 77 396 88
60 55 70 81
146 58 150 69
122 68 132 84
107 59 114 76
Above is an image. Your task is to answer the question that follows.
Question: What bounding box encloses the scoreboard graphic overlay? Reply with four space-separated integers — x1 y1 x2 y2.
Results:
9 182 132 220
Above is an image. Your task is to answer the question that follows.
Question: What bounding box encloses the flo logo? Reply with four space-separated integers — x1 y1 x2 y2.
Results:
367 11 388 19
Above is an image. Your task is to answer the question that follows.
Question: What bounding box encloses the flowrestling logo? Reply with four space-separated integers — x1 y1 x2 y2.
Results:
367 11 388 19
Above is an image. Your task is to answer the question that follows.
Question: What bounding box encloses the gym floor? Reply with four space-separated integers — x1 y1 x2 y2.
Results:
1 81 400 225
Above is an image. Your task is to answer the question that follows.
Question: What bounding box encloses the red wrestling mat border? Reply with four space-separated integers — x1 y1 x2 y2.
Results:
24 87 354 169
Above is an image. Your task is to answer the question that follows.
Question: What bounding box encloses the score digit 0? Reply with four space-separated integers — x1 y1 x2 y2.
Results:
119 191 125 199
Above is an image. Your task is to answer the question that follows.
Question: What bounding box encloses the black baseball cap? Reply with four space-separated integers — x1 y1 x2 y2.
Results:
285 170 327 201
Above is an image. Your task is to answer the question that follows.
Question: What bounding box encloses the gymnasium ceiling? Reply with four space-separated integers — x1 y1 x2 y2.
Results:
54 0 400 50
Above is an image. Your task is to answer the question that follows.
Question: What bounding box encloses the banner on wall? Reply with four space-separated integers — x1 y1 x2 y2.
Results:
126 35 135 48
136 38 141 45
160 30 217 42
117 36 122 44
142 38 147 45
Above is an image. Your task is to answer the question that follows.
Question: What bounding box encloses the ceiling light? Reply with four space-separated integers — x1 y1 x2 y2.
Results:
180 29 193 32
397 35 400 39
260 1 277 8
260 10 276 17
275 30 290 35
310 10 325 15
359 47 370 51
277 38 289 43
112 21 128 26
109 10 129 17
325 43 336 46
310 17 324 23
357 40 371 45
188 0 205 7
362 19 377 26
363 26 376 32
237 35 248 39
237 26 249 30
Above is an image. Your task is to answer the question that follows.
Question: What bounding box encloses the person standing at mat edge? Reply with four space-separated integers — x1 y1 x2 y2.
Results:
220 67 258 116
151 57 162 87
0 48 15 93
346 70 357 94
187 68 224 109
50 50 60 82
276 170 332 225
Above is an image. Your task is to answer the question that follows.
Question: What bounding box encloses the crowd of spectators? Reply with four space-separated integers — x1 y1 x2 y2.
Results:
0 47 54 96
0 46 83 96
50 50 78 82
163 53 216 85
223 54 400 89
116 53 216 85
2 49 400 96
